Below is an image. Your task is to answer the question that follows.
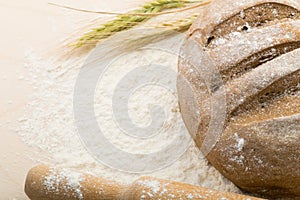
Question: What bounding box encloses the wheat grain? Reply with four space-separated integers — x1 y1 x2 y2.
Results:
74 0 208 48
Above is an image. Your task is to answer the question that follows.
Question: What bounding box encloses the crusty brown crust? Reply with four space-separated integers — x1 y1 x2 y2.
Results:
188 0 300 46
208 48 300 198
177 0 300 198
208 114 300 198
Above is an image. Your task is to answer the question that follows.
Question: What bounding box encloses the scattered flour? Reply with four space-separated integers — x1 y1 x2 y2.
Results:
17 31 240 196
235 133 245 152
186 193 194 200
44 168 84 199
137 180 161 195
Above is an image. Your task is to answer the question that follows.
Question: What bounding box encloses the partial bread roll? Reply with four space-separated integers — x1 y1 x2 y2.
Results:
177 0 300 198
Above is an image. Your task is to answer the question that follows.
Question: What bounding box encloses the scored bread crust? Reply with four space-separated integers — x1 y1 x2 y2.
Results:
208 113 300 197
177 0 300 198
209 20 300 74
188 0 300 46
208 48 300 198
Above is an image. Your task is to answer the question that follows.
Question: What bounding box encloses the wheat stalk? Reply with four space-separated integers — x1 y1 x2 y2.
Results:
72 0 209 48
160 13 199 32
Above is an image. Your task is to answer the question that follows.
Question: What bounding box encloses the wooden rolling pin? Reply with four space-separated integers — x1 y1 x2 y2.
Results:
25 165 265 200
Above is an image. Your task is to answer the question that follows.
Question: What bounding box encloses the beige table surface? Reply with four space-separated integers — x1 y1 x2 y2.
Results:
0 0 146 199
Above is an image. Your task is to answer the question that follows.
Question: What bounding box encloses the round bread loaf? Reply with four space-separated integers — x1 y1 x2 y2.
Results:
177 0 300 198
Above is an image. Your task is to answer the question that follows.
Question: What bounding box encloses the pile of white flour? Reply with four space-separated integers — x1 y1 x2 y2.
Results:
16 27 240 195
